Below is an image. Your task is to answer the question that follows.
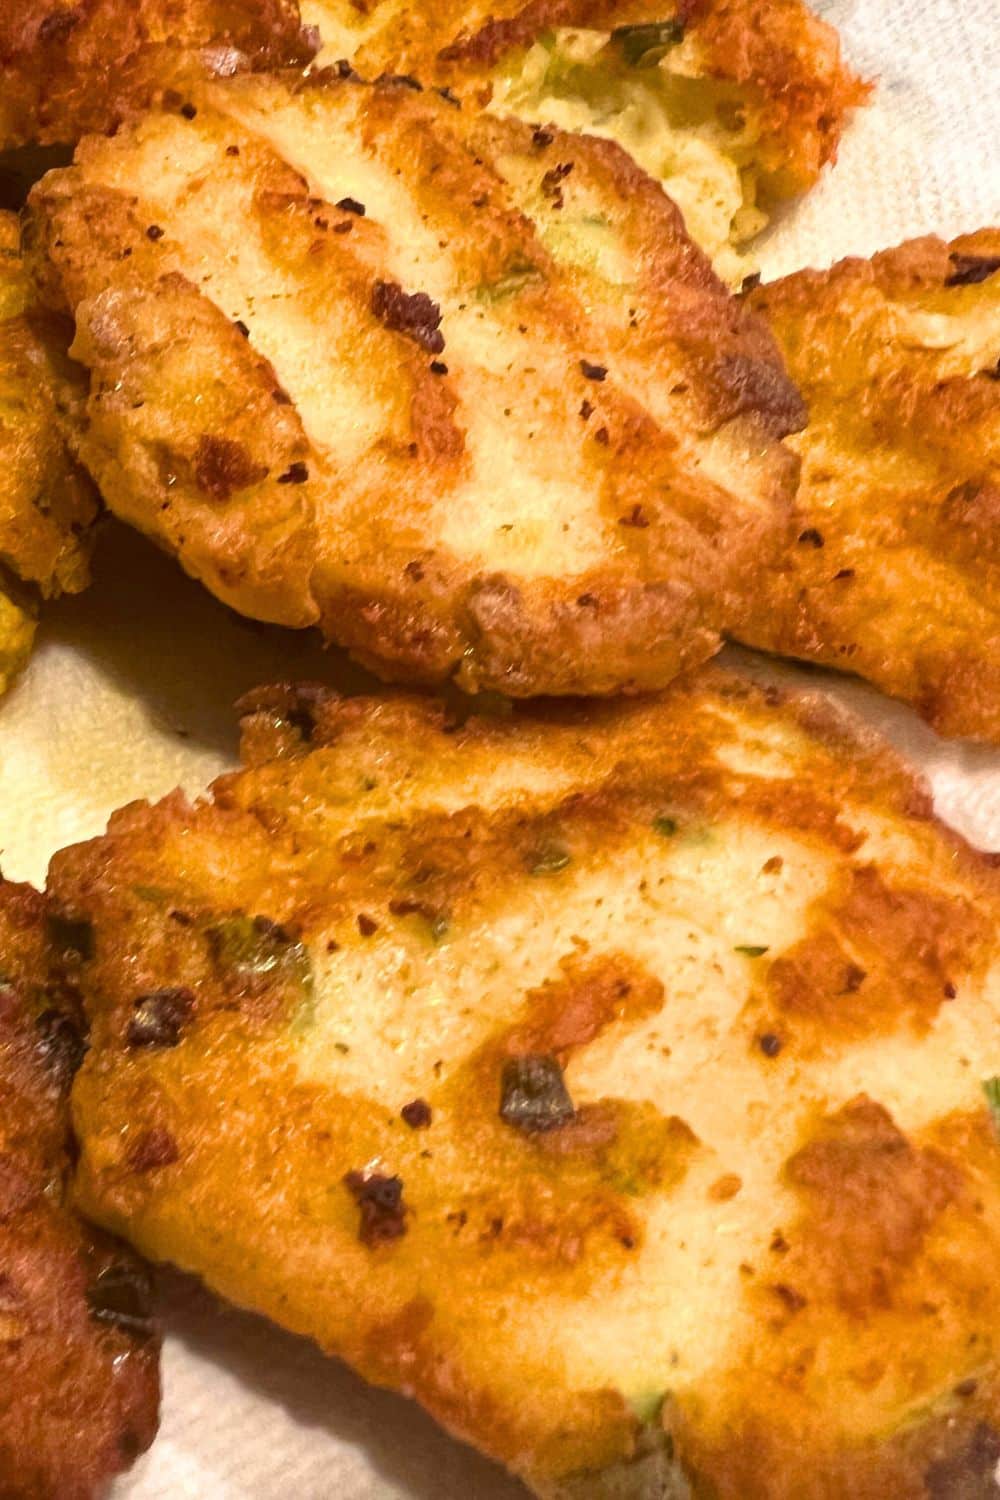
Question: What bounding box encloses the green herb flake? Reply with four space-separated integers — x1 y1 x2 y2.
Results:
476 255 544 303
627 1391 666 1425
983 1077 1000 1137
131 884 171 906
207 914 314 1021
610 19 685 67
528 845 572 876
734 944 770 958
652 816 678 838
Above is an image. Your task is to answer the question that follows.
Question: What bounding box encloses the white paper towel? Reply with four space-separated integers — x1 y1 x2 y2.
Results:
2 3 999 1492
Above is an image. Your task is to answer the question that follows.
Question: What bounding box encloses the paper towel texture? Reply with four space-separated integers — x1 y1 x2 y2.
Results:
0 3 998 1492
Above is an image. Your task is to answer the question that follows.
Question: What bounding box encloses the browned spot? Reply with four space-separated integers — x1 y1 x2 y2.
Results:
783 1097 962 1317
193 434 268 501
768 865 987 1040
499 952 665 1064
127 1127 179 1174
709 1173 742 1202
410 369 465 463
0 1154 41 1220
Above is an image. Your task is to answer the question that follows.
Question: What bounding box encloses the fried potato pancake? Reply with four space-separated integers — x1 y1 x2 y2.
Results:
740 233 1000 744
28 72 804 698
0 879 160 1497
0 0 317 150
0 211 98 694
302 0 869 279
49 669 1000 1499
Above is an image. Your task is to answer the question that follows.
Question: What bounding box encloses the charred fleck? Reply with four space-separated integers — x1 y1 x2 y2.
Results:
126 988 194 1051
759 1033 782 1058
499 1054 575 1133
344 1171 407 1245
38 8 82 43
580 359 608 382
336 196 366 216
371 280 445 354
87 1262 156 1341
946 253 1000 287
277 460 309 484
35 1007 87 1083
541 161 573 207
401 1098 432 1129
146 224 164 241
47 913 94 961
620 504 650 529
798 528 824 548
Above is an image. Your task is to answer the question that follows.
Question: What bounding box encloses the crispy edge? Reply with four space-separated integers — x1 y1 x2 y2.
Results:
0 0 318 148
741 232 1000 742
0 880 161 1498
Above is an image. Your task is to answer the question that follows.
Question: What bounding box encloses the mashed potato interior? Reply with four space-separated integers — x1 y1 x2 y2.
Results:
491 27 768 283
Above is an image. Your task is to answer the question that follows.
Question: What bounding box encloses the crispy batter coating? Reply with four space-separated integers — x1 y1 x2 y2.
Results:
28 72 803 696
48 668 1000 1498
303 0 869 275
0 0 317 149
0 211 98 693
740 232 1000 743
0 879 160 1499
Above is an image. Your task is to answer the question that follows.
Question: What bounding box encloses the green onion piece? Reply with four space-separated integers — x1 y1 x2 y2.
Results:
529 845 572 875
610 20 685 68
500 1054 575 1132
734 944 770 958
983 1077 1000 1137
652 816 678 837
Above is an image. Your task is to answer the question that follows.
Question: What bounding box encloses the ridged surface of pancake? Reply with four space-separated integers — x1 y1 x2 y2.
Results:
0 0 317 149
28 72 803 696
302 0 869 278
741 233 1000 744
0 878 161 1498
49 669 1000 1498
0 211 98 693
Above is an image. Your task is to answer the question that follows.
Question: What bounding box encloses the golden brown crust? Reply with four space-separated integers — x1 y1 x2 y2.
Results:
0 0 317 149
28 72 802 695
0 880 160 1499
47 666 1000 1497
1 212 98 602
741 231 1000 743
305 0 868 201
